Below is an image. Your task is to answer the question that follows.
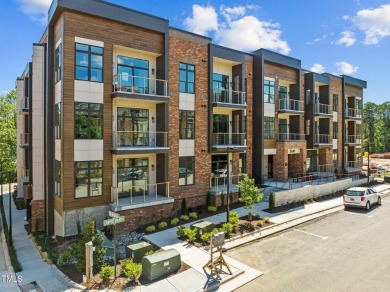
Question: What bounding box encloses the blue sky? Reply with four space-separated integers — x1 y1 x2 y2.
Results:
1 0 389 104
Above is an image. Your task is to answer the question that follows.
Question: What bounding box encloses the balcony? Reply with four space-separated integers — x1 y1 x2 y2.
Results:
110 183 173 211
20 167 29 184
278 133 306 141
212 88 246 108
112 131 169 154
112 74 169 102
209 174 242 195
212 132 246 151
317 164 334 174
314 103 332 116
345 135 362 145
315 134 332 146
19 96 29 114
345 108 362 120
277 98 304 114
19 133 29 148
345 161 362 173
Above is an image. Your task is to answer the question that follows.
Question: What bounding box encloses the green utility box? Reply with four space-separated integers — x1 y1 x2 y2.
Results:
126 241 153 263
190 221 215 238
141 249 181 281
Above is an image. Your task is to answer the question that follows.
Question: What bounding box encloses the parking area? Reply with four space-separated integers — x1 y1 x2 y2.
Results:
228 191 390 292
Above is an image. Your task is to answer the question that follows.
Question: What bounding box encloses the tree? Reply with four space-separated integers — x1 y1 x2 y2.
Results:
0 90 17 182
237 174 264 221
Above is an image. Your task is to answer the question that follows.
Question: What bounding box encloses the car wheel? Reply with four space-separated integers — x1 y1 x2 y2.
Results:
344 205 348 210
366 201 370 211
378 196 382 205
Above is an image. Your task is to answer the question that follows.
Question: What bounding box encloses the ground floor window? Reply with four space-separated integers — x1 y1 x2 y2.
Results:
55 160 61 197
211 154 228 185
239 153 246 174
179 156 195 186
333 149 338 169
117 158 148 197
75 161 103 198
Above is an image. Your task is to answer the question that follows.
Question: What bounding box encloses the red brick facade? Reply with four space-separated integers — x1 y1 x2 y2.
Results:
31 200 45 232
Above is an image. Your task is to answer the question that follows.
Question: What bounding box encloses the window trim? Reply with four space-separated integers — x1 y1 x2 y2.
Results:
55 160 61 197
75 43 104 82
55 102 61 139
55 43 62 83
179 156 195 186
74 102 103 139
179 63 195 94
264 117 275 139
264 80 275 104
333 94 338 112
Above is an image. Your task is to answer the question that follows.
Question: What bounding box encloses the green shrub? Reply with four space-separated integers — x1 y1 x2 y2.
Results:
206 192 211 207
158 221 167 229
145 225 156 233
176 226 186 237
253 213 260 220
221 223 233 236
185 227 198 243
200 232 211 242
170 217 180 226
181 198 187 214
269 192 275 210
57 251 74 266
208 206 217 212
257 220 264 227
180 215 189 221
228 212 239 230
99 265 114 282
144 250 154 256
121 258 142 281
264 216 270 223
188 212 197 219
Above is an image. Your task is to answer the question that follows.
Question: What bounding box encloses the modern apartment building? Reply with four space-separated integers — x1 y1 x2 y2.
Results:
16 0 366 238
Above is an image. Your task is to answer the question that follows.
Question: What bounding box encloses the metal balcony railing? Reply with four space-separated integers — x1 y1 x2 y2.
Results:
315 134 331 144
20 133 29 146
278 98 303 112
345 108 362 119
209 174 242 189
212 132 246 146
19 96 29 112
113 74 168 97
314 103 331 115
345 135 362 144
278 133 305 141
346 161 362 168
318 164 333 173
212 88 246 106
111 182 170 206
113 131 168 148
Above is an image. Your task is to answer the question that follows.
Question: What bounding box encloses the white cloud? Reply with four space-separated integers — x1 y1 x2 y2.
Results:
184 4 290 54
18 0 51 25
184 5 219 35
336 31 356 47
353 4 390 45
336 61 358 75
343 15 350 21
310 64 325 73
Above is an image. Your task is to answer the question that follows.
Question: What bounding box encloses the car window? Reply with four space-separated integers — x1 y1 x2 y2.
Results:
346 190 365 196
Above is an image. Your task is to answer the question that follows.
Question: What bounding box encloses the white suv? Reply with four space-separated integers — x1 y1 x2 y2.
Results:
343 187 382 210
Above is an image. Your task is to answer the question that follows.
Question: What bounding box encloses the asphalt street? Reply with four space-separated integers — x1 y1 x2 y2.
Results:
228 192 390 292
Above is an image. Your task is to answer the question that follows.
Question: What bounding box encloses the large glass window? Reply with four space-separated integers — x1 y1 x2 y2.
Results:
75 161 103 198
211 154 227 185
55 103 61 139
264 117 275 139
333 149 338 169
55 160 61 197
179 156 195 186
75 103 103 139
75 43 103 82
239 153 246 174
179 110 194 139
117 108 149 146
333 122 338 139
264 80 275 103
55 44 62 83
118 56 149 93
180 63 195 93
333 94 338 112
213 114 229 145
213 73 229 102
117 158 148 197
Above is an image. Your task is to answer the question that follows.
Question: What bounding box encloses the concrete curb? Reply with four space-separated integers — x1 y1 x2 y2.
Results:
0 213 18 284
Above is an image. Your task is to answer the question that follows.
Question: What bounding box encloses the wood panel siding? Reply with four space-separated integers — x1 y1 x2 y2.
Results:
264 61 297 83
264 139 276 149
59 11 165 211
345 84 363 97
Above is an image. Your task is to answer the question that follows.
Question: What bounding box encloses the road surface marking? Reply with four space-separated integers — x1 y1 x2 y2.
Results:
293 229 328 240
343 211 372 218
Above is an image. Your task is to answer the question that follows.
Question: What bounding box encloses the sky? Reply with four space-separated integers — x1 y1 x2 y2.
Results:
1 0 389 104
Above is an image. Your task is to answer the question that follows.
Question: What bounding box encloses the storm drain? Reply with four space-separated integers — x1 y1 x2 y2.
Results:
19 281 44 292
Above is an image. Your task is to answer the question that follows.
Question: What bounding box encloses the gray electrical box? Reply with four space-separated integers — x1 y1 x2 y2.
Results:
126 241 153 263
212 232 225 246
142 249 181 281
190 221 215 238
